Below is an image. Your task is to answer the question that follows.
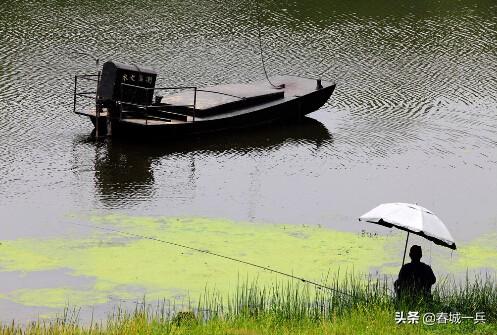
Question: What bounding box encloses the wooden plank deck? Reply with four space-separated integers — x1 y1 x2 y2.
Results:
162 81 285 113
161 76 326 110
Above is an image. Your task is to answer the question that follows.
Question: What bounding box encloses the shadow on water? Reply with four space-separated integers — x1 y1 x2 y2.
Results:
87 117 332 206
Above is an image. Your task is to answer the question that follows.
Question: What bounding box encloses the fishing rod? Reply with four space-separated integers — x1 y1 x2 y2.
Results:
71 222 354 297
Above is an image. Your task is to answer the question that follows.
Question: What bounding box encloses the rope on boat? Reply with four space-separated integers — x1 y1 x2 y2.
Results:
71 222 354 297
255 1 285 90
254 2 333 87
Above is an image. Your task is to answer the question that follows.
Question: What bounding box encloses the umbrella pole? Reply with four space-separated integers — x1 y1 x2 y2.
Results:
402 232 410 266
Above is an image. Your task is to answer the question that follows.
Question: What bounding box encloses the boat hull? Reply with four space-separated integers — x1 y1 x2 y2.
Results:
85 76 335 138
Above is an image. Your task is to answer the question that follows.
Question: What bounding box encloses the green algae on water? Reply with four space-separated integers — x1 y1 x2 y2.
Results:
0 216 396 308
1 216 495 309
450 233 497 271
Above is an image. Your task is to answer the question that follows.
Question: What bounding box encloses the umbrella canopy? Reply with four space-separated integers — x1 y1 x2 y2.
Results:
359 203 456 250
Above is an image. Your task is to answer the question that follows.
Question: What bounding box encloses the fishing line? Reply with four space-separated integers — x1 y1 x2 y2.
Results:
71 222 353 297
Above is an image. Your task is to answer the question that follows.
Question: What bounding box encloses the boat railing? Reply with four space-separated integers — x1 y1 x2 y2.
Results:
73 72 106 136
73 75 249 126
73 73 101 114
72 74 198 125
118 83 198 124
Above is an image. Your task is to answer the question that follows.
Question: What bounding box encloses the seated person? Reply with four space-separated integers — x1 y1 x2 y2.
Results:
394 245 436 301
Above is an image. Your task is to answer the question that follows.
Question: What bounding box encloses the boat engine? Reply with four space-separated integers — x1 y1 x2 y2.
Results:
97 61 157 115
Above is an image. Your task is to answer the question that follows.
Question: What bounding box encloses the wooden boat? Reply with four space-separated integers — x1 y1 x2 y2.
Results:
73 61 336 138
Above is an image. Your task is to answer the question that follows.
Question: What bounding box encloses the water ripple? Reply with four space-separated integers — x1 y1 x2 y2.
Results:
0 0 496 209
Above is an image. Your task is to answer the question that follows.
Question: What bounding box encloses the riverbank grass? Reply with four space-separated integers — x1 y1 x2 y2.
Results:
1 274 496 334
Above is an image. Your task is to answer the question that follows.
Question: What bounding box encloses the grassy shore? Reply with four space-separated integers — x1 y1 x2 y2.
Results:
2 274 496 334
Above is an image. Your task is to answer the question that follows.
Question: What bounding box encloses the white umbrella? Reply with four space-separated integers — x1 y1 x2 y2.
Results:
359 203 456 265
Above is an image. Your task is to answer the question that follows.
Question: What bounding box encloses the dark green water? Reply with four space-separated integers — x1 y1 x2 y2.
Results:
0 0 496 322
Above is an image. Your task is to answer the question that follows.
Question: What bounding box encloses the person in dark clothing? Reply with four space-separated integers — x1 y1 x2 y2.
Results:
394 245 436 301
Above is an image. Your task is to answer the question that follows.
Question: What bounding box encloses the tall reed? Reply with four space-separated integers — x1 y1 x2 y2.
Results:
1 272 495 334
196 272 496 322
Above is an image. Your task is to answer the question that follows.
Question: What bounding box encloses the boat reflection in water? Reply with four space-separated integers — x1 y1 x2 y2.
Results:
92 117 332 208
